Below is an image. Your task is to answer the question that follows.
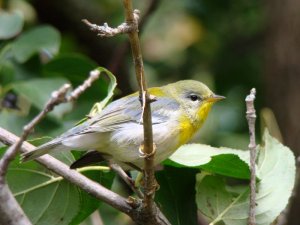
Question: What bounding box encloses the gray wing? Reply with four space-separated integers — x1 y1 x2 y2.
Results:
81 95 180 133
39 95 179 142
21 95 179 162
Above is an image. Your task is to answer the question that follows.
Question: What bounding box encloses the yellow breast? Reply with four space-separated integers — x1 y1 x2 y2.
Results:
178 101 214 146
178 117 197 146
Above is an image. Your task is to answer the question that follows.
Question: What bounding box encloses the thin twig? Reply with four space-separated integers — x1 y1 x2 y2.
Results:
109 162 144 198
82 19 134 37
245 88 257 225
67 69 101 101
108 0 161 75
0 84 71 180
0 69 100 180
122 0 158 222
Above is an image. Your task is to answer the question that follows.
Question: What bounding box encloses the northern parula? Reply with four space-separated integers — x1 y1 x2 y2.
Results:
21 80 224 170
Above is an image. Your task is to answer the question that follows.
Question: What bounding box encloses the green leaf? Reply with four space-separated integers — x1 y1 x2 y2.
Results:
12 78 73 119
196 130 296 225
0 60 15 85
76 67 117 124
0 110 29 136
87 67 117 116
0 147 114 225
156 167 198 225
43 54 98 84
0 11 24 40
12 26 60 63
168 144 251 180
196 175 249 224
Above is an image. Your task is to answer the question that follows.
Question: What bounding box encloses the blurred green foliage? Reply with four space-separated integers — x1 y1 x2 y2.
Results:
0 1 278 225
0 0 265 147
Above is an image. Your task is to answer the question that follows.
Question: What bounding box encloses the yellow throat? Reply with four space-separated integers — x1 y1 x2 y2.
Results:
178 101 214 146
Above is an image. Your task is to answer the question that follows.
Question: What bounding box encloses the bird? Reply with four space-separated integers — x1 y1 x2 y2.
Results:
21 80 224 170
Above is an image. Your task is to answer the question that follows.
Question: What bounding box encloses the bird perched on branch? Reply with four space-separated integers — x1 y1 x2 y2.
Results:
21 80 224 170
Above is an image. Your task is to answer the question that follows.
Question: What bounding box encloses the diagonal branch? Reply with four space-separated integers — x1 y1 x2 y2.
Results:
0 84 70 180
0 127 132 213
245 88 257 225
0 127 170 225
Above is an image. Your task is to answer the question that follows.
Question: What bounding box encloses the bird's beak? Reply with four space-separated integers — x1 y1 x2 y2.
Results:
206 94 226 103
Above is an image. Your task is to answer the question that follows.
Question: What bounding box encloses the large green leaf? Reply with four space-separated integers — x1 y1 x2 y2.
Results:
0 110 29 135
12 26 60 63
196 130 296 225
0 11 24 40
43 54 97 84
12 78 73 119
155 167 198 225
0 147 114 225
167 144 251 180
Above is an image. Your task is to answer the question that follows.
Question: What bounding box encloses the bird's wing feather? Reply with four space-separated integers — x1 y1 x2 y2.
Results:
82 95 180 133
35 95 179 145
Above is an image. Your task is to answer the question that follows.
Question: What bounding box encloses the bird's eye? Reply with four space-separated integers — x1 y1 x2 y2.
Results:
189 94 200 102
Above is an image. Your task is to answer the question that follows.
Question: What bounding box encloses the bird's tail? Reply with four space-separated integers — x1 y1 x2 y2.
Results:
21 142 61 162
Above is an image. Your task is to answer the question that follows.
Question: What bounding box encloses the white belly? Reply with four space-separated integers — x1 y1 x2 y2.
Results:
103 121 180 169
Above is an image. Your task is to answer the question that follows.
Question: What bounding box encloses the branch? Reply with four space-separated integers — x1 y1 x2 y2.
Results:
82 19 134 37
67 69 101 101
0 69 101 179
109 162 144 198
0 127 170 225
245 88 257 225
108 0 161 92
0 84 70 179
0 127 132 213
82 2 166 223
0 182 32 225
0 65 169 224
122 0 158 222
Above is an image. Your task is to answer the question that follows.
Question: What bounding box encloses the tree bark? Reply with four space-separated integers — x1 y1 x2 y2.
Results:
0 182 32 225
264 0 300 224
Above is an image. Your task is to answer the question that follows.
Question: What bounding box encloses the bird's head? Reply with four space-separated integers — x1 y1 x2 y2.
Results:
165 80 225 128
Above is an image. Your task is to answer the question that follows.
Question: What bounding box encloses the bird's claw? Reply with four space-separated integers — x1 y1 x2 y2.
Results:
139 143 157 159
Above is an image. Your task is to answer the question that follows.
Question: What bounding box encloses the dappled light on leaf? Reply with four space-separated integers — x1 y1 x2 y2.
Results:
195 130 296 225
168 143 252 180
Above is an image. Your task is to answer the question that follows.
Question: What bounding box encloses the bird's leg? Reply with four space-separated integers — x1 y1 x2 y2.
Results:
109 162 144 198
138 143 157 158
